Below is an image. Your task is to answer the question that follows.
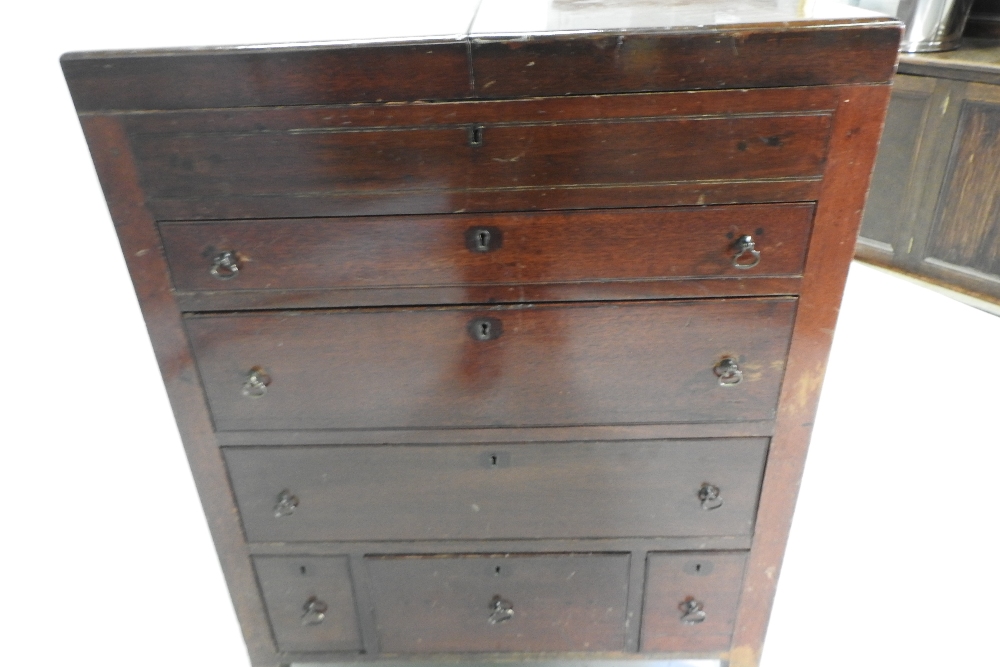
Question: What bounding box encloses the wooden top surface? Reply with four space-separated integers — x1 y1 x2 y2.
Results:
61 0 901 111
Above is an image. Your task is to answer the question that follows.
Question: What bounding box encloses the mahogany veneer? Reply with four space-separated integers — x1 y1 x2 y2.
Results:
63 2 900 666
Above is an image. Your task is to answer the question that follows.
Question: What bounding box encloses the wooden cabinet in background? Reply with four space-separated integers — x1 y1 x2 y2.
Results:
857 41 1000 306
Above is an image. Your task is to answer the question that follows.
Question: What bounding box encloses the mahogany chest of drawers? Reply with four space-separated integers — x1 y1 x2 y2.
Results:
62 2 901 666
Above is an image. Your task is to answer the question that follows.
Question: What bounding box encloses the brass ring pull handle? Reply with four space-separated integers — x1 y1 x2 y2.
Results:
468 317 503 341
273 490 299 518
698 483 723 510
210 250 241 279
679 598 707 625
242 367 271 398
731 235 761 269
713 357 743 386
488 595 514 625
301 596 328 626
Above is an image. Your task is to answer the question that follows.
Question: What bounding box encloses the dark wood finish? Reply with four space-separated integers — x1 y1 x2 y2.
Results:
75 116 276 665
641 551 748 653
926 99 1000 277
365 553 630 653
225 439 768 542
253 556 362 653
470 26 900 97
857 70 1000 305
185 299 796 432
61 41 474 112
174 276 806 312
160 204 814 301
64 8 900 666
131 107 831 220
731 84 894 667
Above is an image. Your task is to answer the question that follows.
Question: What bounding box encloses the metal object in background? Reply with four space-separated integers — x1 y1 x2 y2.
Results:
896 0 976 51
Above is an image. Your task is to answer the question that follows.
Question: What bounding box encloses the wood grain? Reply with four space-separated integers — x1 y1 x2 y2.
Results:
366 553 630 653
224 439 768 542
185 299 797 432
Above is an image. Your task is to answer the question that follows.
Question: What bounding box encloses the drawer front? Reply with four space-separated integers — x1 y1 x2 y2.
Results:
253 555 362 653
161 204 814 295
130 99 831 218
641 551 748 653
186 298 796 432
226 439 767 542
366 553 629 653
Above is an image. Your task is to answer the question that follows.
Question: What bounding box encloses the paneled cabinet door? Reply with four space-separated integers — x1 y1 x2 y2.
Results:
858 75 1000 303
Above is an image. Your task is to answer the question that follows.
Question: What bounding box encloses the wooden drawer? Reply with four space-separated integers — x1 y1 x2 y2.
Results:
226 438 767 542
127 93 832 219
185 298 796 433
641 551 748 653
366 553 629 653
253 555 362 654
160 204 814 304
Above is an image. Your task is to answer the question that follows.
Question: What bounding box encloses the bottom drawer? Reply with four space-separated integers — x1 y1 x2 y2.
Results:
366 553 630 653
641 551 748 652
254 556 363 653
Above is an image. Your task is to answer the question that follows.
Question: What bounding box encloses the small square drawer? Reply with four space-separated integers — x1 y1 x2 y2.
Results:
253 556 362 654
641 551 748 653
366 553 630 653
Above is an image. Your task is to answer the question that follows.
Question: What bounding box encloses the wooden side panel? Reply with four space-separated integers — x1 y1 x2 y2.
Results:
366 553 630 653
926 98 1000 278
253 556 362 653
224 439 769 542
641 551 748 653
185 299 797 432
470 26 901 97
77 116 279 666
61 42 473 112
730 85 894 667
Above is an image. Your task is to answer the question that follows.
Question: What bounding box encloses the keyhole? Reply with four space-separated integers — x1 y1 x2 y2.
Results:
490 455 498 467
695 564 702 572
495 566 501 575
481 322 491 337
477 230 491 250
300 566 307 575
469 124 484 147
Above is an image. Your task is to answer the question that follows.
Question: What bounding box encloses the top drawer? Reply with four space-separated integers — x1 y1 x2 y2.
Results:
125 90 834 220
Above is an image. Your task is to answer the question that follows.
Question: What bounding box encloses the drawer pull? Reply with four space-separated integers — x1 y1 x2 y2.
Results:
301 596 328 626
468 317 503 341
241 367 271 398
465 226 502 253
273 489 299 517
698 483 723 510
713 357 743 385
731 235 761 269
679 598 707 625
468 124 485 147
488 595 514 625
209 250 241 280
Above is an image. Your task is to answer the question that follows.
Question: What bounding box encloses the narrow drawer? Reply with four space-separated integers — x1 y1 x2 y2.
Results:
226 439 767 542
160 204 814 299
253 555 362 654
185 298 796 432
641 551 748 653
366 553 630 653
127 94 832 219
